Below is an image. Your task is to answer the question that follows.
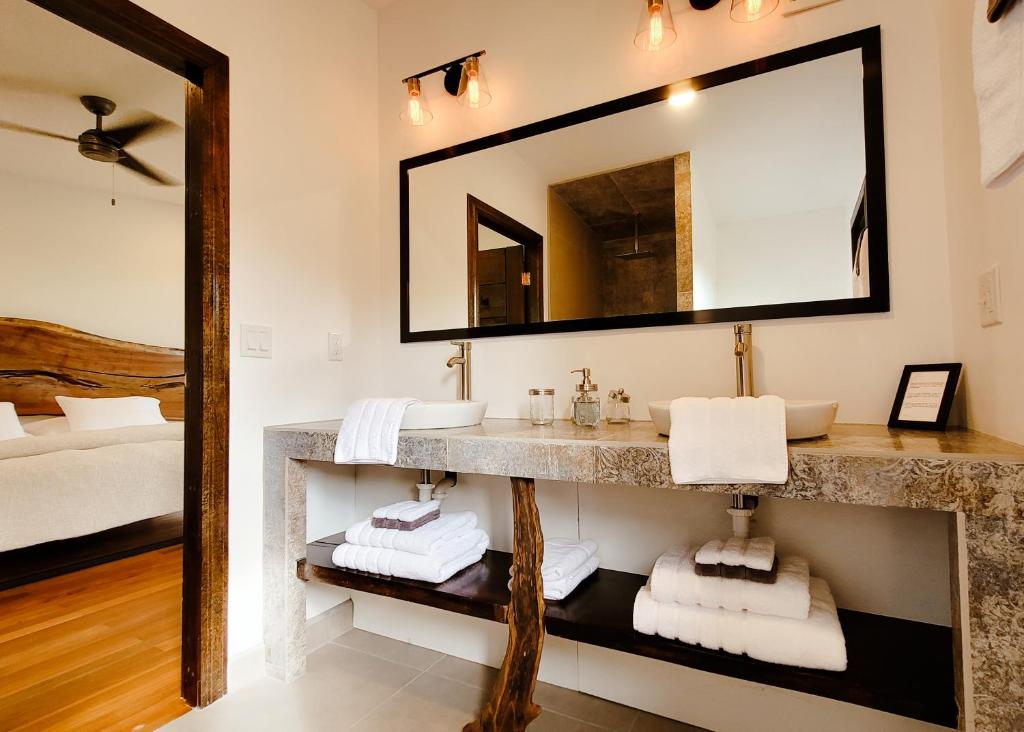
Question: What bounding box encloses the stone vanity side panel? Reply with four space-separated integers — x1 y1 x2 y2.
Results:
965 513 1024 732
263 430 314 682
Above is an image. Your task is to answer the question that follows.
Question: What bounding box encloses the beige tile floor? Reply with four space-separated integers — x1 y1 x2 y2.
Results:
164 629 709 731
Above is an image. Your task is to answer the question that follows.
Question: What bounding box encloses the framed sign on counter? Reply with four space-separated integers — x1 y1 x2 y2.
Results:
888 363 963 431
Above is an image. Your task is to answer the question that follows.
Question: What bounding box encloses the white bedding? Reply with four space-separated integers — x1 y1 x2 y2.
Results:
0 423 184 551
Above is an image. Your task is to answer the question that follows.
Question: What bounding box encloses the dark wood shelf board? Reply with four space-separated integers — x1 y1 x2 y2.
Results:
0 512 184 591
301 535 957 728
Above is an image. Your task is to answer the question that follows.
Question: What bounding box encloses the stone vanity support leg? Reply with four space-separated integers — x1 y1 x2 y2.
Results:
465 477 546 732
263 442 309 682
962 513 1024 732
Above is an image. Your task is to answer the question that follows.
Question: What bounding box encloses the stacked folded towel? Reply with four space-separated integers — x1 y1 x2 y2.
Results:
332 509 488 584
634 541 846 671
509 538 600 601
371 499 441 530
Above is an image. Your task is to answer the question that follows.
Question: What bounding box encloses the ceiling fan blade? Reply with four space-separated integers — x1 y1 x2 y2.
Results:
0 120 76 142
116 152 180 186
104 115 178 147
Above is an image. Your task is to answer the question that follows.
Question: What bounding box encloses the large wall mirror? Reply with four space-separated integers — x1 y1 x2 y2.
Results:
401 28 888 342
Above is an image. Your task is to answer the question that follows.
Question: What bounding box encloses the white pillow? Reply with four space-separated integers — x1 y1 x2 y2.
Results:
0 402 28 441
23 417 71 436
55 396 167 432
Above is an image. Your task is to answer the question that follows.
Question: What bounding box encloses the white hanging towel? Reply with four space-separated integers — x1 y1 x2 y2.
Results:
334 398 420 465
668 396 788 485
974 0 1024 187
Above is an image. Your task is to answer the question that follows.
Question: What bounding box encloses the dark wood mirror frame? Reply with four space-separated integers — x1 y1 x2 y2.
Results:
26 0 230 708
400 27 888 343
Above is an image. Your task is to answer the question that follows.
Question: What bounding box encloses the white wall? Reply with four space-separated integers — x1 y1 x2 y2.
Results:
0 174 184 347
711 207 854 309
132 0 380 657
936 0 1024 445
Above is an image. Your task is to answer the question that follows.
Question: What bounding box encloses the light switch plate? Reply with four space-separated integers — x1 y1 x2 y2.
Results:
781 0 842 16
978 266 1003 327
241 324 272 358
328 333 344 362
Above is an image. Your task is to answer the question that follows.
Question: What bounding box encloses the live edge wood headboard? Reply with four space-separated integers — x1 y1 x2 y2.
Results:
0 318 185 419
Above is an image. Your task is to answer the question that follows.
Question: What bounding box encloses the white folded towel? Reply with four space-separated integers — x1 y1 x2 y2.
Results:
334 398 420 465
634 577 846 671
543 555 600 601
542 538 599 581
651 546 810 620
668 396 788 485
344 511 478 555
973 0 1024 187
695 537 776 571
372 500 441 522
331 537 489 583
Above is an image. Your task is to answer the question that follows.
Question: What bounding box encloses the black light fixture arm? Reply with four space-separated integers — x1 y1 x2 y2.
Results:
403 50 487 98
401 50 486 84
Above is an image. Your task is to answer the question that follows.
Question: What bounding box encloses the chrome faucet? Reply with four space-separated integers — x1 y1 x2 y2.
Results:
734 324 754 397
446 341 472 401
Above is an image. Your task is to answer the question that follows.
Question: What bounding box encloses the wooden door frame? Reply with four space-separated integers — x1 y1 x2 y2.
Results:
466 194 544 327
26 0 230 708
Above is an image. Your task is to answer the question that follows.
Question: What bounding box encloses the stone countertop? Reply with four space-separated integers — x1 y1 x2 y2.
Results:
265 419 1024 517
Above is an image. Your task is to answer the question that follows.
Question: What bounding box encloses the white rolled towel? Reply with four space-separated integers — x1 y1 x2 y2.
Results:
633 577 847 672
651 546 810 620
344 511 477 555
331 535 489 584
372 500 441 522
695 537 775 571
542 538 599 581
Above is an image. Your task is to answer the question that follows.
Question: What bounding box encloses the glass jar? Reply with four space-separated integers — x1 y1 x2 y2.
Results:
528 388 555 425
606 388 631 424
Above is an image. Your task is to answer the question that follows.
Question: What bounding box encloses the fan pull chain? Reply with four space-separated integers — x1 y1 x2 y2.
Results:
111 163 117 206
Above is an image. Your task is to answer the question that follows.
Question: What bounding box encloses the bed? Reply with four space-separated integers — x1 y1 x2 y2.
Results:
0 317 185 587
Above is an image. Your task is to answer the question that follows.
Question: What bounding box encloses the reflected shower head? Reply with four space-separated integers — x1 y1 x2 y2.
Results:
616 212 655 260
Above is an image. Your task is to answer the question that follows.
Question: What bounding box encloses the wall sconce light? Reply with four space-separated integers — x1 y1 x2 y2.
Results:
635 0 677 52
400 50 490 126
730 0 780 22
400 78 433 126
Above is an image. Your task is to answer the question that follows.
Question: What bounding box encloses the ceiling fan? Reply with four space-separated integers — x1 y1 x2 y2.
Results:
0 95 180 185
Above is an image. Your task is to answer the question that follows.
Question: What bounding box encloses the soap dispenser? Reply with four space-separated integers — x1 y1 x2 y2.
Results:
570 368 601 428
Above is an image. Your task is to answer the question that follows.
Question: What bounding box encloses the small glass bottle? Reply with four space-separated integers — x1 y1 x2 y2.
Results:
570 368 601 428
606 388 631 424
528 388 555 425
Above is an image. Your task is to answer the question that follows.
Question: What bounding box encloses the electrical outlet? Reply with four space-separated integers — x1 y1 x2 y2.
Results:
240 324 272 358
781 0 842 16
328 333 344 362
978 265 1003 327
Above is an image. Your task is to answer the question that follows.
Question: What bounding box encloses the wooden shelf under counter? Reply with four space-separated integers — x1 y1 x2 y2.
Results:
299 533 957 729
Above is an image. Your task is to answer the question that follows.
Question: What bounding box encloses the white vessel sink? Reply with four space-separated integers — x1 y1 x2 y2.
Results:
401 400 488 430
648 399 839 441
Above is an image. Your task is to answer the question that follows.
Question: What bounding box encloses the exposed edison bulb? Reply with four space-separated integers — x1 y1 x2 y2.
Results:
746 0 762 15
400 78 432 126
635 0 676 52
648 4 665 51
457 56 492 109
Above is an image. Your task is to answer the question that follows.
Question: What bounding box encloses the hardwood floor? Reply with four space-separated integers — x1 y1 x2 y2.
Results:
0 546 189 731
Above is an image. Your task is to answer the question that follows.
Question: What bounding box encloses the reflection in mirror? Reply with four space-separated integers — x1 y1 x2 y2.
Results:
404 31 886 340
467 195 543 326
